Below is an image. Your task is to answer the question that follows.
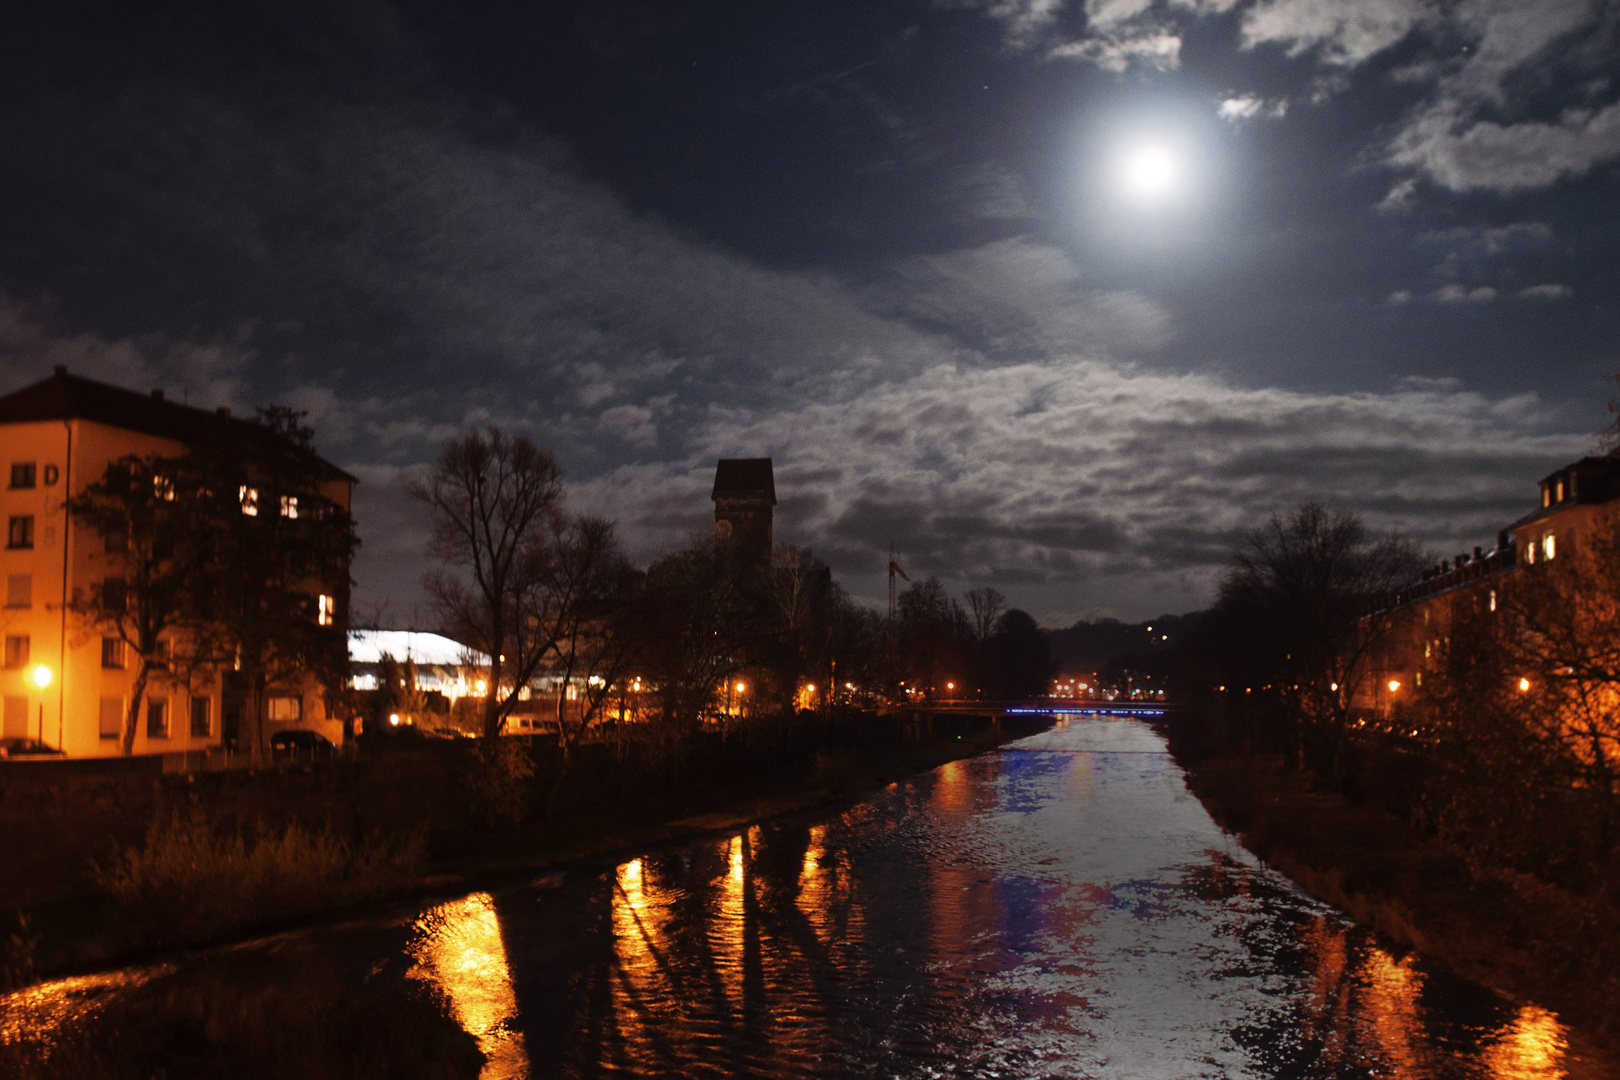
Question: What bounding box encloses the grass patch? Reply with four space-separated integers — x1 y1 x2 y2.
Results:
93 811 423 950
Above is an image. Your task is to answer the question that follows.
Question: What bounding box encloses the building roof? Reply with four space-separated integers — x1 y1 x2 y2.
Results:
711 457 776 503
0 368 355 483
1506 455 1620 532
347 630 488 666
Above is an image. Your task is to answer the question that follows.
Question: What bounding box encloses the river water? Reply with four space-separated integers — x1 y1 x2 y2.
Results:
2 716 1609 1078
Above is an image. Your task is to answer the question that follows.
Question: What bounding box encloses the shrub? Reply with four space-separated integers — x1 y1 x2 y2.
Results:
93 811 423 948
461 738 535 830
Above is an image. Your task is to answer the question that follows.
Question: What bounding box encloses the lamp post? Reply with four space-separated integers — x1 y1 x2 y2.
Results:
31 664 52 746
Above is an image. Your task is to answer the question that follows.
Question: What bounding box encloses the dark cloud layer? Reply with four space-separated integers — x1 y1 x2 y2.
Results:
0 0 1613 624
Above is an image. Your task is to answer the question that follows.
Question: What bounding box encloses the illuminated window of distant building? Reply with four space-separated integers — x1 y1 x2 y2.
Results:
1542 486 1551 508
8 462 35 489
153 474 174 501
7 515 34 549
5 574 31 609
1525 541 1535 565
267 696 302 721
1543 533 1556 561
190 695 212 738
146 697 169 739
99 697 122 740
317 593 335 626
1555 479 1565 502
280 495 298 518
239 485 259 516
101 637 125 670
1489 589 1497 612
3 635 28 669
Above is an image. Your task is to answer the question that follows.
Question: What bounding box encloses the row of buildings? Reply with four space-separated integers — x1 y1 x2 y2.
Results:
0 368 353 757
0 365 785 759
1361 454 1620 714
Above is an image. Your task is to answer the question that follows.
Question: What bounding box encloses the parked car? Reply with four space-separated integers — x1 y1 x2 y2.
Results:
0 737 65 759
269 729 337 760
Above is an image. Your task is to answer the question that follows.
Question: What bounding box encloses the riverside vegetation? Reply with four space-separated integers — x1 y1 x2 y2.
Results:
1169 497 1620 1050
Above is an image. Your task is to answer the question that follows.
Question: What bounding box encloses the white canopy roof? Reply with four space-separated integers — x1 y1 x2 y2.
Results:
347 630 488 667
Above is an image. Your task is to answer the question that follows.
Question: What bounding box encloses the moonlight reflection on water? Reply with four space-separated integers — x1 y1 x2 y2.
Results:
3 718 1605 1079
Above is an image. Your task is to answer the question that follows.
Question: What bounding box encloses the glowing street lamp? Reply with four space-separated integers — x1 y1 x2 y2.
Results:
1518 677 1531 692
30 664 52 690
1387 679 1401 693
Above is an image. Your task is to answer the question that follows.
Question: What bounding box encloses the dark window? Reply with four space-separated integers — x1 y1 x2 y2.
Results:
146 698 169 739
101 578 127 611
7 516 34 549
101 637 125 670
41 464 57 486
3 635 28 669
104 525 129 554
9 463 35 489
190 696 212 738
5 574 31 609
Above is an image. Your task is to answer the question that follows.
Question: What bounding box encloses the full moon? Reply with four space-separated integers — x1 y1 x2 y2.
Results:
1119 145 1178 202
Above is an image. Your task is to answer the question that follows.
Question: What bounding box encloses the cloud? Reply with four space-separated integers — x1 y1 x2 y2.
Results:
572 358 1583 623
1239 0 1434 65
597 403 660 448
1431 284 1497 303
0 294 247 408
1218 95 1288 121
1389 101 1620 192
1517 283 1573 300
1417 222 1551 256
1049 31 1182 71
1234 0 1618 193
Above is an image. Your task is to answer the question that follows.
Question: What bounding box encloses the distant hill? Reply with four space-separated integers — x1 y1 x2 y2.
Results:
1044 611 1206 673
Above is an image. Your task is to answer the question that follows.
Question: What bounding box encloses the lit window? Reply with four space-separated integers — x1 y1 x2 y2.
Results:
239 485 259 516
1555 479 1564 502
1542 487 1551 508
153 475 175 501
1489 589 1497 612
280 495 298 518
267 696 302 721
1543 534 1556 561
317 593 335 626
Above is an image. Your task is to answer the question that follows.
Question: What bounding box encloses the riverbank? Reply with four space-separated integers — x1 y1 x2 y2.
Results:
1175 748 1620 1058
9 711 1047 987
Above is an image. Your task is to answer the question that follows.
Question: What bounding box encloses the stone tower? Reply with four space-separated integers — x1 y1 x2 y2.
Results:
711 457 775 565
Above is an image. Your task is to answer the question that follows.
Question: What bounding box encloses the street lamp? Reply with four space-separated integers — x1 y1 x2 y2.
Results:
31 665 51 745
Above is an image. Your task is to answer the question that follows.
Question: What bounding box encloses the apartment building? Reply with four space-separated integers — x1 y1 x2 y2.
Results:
0 367 353 757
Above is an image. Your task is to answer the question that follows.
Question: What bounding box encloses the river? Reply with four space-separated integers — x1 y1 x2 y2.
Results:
2 716 1609 1078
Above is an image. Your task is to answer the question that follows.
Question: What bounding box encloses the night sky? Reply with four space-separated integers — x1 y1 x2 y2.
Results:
1 0 1616 624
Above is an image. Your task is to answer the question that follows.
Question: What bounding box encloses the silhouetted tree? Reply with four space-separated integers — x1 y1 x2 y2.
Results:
68 454 207 754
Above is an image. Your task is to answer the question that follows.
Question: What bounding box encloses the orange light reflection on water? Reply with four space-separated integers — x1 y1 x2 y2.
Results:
410 892 527 1080
1480 1004 1570 1080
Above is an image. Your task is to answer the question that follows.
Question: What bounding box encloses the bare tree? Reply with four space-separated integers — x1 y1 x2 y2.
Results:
413 428 564 740
965 587 1007 644
1498 508 1620 853
532 514 639 760
68 454 204 755
1218 501 1425 775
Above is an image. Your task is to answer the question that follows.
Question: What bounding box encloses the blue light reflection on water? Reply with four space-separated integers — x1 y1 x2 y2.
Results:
1 716 1607 1079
